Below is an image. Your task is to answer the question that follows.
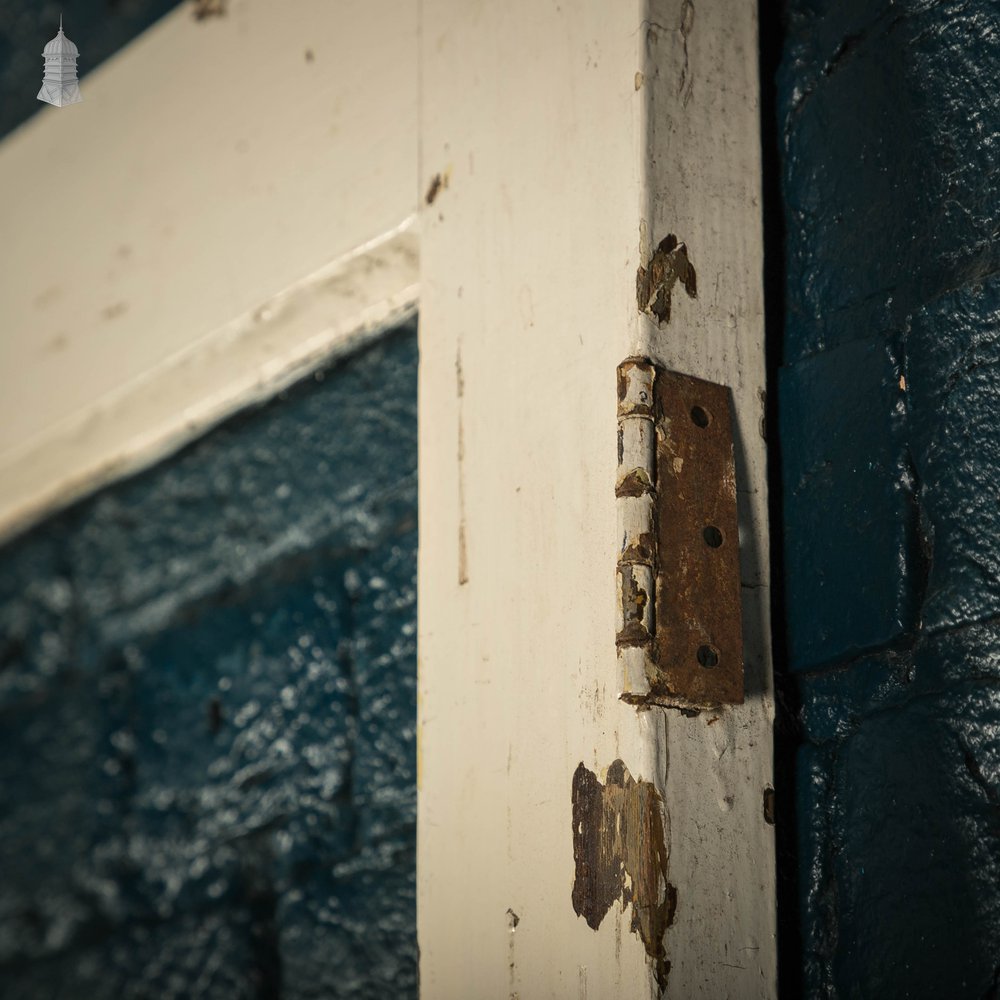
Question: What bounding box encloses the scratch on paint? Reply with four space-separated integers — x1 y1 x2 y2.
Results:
507 907 519 999
191 0 226 19
677 0 695 106
571 760 676 992
642 2 695 106
457 344 469 585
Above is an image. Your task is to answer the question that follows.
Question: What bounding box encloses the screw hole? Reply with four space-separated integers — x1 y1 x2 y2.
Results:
703 525 723 547
697 644 720 668
690 405 711 428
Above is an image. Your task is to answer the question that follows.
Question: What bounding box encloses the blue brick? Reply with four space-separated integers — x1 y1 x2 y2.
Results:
780 0 1000 364
799 681 1000 997
903 274 1000 632
780 336 917 669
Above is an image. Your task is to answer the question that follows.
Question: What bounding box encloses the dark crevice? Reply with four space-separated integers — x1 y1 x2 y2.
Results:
921 607 1000 647
793 601 1000 687
759 0 802 995
0 635 26 671
822 31 864 76
239 839 283 1000
791 623 924 679
787 6 914 119
962 745 1000 810
336 572 363 857
783 249 1000 373
980 962 1000 1000
821 13 907 78
802 675 1000 749
901 447 933 630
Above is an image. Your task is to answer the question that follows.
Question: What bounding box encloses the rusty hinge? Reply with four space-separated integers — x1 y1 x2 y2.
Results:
616 357 744 709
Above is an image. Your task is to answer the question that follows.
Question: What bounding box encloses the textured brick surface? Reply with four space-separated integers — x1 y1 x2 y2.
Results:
904 276 1000 633
779 0 1000 993
781 0 1000 365
779 337 916 669
796 626 1000 997
0 322 418 998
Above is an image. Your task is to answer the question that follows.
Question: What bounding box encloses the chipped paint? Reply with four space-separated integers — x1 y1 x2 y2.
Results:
456 344 469 585
616 467 653 498
617 563 654 647
571 760 676 993
507 907 520 999
636 235 697 325
426 169 451 206
191 0 226 19
620 529 656 565
762 786 775 826
616 359 657 687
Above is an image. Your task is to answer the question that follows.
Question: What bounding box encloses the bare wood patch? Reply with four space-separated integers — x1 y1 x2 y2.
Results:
636 235 697 325
571 760 676 993
191 0 227 20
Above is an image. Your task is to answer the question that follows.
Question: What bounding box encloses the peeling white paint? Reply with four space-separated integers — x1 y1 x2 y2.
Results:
418 0 774 996
637 0 776 993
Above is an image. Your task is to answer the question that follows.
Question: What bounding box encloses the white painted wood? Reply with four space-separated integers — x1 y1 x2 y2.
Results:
417 1 774 997
0 0 418 541
1 0 774 990
639 3 776 994
0 223 417 543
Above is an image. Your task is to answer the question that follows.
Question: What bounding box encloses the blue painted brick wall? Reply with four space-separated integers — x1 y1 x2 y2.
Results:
0 321 418 998
778 1 1000 994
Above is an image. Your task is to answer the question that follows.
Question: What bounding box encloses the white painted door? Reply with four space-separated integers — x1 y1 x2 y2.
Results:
0 1 774 995
417 2 775 997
